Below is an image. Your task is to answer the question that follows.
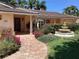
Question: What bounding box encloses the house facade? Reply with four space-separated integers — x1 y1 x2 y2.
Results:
0 2 78 34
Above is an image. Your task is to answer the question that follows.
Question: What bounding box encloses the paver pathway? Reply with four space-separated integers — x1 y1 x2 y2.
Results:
4 35 48 59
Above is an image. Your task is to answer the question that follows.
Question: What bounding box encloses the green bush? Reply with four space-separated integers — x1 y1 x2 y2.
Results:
33 31 44 38
38 24 79 38
48 36 79 59
52 24 62 31
53 40 79 59
37 34 60 43
40 24 62 34
68 23 79 31
40 24 55 34
0 37 20 58
40 24 79 35
0 28 21 58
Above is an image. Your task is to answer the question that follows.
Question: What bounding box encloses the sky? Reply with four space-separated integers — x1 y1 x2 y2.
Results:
46 0 79 13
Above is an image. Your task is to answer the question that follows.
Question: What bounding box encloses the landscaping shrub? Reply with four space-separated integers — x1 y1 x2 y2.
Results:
0 28 21 58
40 23 79 34
40 24 79 35
33 31 44 38
68 23 79 31
37 34 60 43
40 24 55 34
52 24 62 31
53 40 79 59
0 37 20 58
40 24 62 34
48 36 79 59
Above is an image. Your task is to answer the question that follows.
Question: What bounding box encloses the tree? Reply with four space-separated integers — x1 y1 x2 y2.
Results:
0 0 46 10
9 0 17 7
26 0 36 9
18 0 27 8
34 0 40 10
27 0 46 10
34 0 46 10
40 1 46 10
0 0 17 7
64 5 79 16
0 0 9 3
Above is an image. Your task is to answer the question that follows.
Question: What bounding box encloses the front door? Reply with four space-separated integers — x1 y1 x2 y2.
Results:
14 18 21 32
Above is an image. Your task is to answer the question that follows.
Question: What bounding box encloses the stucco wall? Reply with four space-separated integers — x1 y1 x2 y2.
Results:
47 18 76 24
76 19 79 23
61 18 76 24
0 12 14 32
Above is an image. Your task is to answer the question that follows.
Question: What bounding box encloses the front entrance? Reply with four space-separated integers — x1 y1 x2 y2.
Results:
14 17 21 32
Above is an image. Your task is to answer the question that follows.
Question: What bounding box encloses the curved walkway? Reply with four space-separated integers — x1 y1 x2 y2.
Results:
4 35 48 59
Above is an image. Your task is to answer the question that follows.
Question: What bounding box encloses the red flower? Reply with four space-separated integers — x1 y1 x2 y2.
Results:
33 31 43 38
14 37 21 45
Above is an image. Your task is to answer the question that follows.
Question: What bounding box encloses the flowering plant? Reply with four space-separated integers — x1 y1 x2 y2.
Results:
33 31 43 38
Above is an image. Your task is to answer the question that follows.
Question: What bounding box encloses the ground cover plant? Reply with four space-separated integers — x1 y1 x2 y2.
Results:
0 29 21 59
38 34 79 59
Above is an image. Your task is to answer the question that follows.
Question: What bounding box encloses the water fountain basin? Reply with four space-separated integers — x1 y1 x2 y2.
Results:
55 31 74 37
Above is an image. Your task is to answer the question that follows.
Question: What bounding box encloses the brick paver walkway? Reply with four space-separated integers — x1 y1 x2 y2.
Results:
4 35 48 59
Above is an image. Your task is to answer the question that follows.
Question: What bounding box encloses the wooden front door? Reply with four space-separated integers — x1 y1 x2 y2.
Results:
14 18 21 32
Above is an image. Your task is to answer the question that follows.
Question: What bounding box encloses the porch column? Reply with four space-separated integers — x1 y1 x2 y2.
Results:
30 15 33 34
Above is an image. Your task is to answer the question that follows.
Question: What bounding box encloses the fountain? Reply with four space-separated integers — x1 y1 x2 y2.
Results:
55 22 74 37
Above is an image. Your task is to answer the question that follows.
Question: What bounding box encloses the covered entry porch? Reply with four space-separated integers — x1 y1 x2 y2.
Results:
14 12 38 35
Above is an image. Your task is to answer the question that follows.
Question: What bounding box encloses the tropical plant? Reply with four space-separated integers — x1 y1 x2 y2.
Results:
0 0 9 3
26 0 36 9
0 0 17 7
64 5 79 16
26 0 46 10
18 0 27 8
0 0 46 10
40 1 46 10
34 0 40 10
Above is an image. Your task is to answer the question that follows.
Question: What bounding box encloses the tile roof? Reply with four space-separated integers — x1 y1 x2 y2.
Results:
0 2 39 14
39 11 77 19
0 2 78 18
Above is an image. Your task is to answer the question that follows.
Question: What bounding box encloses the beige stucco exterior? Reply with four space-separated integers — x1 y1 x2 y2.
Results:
0 11 77 34
0 12 14 32
76 19 79 23
46 18 76 25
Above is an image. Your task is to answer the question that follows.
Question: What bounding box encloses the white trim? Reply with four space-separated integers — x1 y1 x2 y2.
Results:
16 8 39 14
0 11 38 15
14 12 38 15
